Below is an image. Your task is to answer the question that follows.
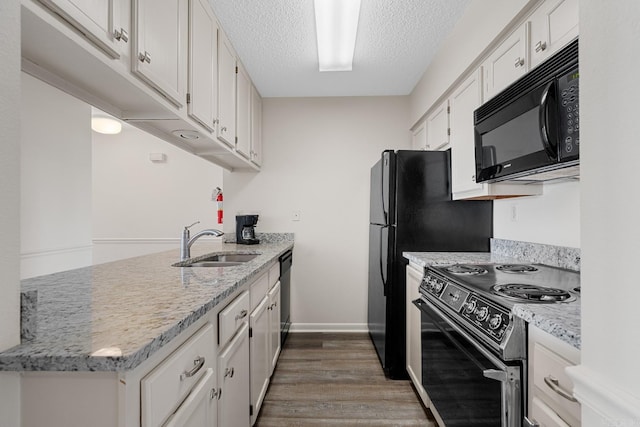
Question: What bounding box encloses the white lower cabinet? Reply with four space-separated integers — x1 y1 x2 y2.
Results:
141 323 216 427
527 325 581 427
405 264 428 407
218 322 250 427
267 280 281 374
163 368 218 427
249 296 270 425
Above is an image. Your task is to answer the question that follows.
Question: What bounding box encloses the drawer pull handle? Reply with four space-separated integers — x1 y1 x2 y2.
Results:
224 367 235 378
180 356 205 380
235 309 247 321
544 375 578 402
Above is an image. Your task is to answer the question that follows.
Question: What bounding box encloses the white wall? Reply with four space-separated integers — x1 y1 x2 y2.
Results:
567 1 640 425
494 181 580 248
20 73 93 279
92 124 224 264
224 96 410 330
410 0 580 249
0 0 22 423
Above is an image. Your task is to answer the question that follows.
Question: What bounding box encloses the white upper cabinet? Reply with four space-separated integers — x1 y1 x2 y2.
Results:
187 0 218 131
132 0 188 107
450 69 483 198
37 0 129 59
411 120 427 151
251 86 263 166
217 32 237 147
529 0 579 68
483 23 529 100
236 63 252 159
426 100 450 151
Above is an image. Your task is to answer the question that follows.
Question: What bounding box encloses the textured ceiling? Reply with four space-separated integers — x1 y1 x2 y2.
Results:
209 0 470 98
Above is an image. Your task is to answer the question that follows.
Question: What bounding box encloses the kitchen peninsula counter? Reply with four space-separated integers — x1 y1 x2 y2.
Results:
0 234 293 372
404 249 581 350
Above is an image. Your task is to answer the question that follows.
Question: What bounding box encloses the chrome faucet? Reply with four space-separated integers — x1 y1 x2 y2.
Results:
180 221 224 260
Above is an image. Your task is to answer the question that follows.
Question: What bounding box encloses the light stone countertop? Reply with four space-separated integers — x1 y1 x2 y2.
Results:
403 250 581 349
0 234 294 372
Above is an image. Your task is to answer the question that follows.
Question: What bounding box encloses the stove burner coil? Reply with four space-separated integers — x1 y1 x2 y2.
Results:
496 264 539 273
492 284 575 303
445 264 487 275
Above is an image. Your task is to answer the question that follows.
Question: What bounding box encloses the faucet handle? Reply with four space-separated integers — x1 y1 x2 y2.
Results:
185 221 200 231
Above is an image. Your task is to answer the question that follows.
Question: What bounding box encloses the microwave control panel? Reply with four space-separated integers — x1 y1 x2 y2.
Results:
557 67 580 160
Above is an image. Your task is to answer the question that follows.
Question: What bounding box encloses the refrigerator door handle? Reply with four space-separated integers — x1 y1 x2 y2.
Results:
379 226 388 296
381 152 388 224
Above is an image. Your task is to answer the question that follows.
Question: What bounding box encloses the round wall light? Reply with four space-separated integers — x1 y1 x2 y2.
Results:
91 117 122 134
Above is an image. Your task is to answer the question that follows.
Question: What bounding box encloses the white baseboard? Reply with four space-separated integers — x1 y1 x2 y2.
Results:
290 323 369 333
567 365 640 426
21 244 92 279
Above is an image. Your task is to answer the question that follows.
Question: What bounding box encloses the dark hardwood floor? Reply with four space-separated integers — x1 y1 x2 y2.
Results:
255 332 437 426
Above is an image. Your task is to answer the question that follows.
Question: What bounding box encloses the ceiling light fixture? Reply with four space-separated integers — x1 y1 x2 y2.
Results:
314 0 361 72
91 117 122 134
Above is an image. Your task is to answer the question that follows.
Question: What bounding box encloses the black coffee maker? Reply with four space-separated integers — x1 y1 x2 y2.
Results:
236 214 260 245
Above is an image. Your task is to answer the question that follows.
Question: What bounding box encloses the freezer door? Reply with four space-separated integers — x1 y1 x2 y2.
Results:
369 151 395 225
368 223 391 367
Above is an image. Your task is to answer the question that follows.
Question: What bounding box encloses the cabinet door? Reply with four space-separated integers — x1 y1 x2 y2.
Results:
37 0 127 59
268 281 281 374
133 0 187 107
250 86 263 166
483 23 528 100
450 69 484 197
249 296 270 425
405 265 425 403
411 120 427 151
530 0 579 68
217 33 237 147
218 322 250 427
426 101 449 151
188 0 217 131
236 64 252 159
163 368 218 427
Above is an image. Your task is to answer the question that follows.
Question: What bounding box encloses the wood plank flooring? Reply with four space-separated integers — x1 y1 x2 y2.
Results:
255 332 437 427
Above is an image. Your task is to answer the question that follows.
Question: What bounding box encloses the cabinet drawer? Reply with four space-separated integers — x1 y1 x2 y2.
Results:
268 262 280 289
250 273 269 312
530 396 571 427
141 323 215 427
533 342 581 423
219 290 250 346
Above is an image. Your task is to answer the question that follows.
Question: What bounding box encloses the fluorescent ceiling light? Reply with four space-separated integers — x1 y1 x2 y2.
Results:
91 117 122 134
314 0 361 72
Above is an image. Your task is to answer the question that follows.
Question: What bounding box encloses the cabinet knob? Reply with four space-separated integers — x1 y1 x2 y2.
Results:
221 126 227 133
535 41 547 53
235 309 247 321
114 28 129 43
224 367 235 379
209 388 221 400
514 57 524 68
138 51 151 64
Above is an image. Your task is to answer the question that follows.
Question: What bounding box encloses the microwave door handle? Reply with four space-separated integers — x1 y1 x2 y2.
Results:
539 81 559 160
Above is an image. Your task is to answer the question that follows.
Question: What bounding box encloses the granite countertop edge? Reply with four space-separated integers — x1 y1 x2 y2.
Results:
0 234 294 372
403 250 581 350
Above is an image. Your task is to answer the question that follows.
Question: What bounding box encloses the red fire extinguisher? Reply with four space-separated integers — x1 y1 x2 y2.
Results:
215 187 223 224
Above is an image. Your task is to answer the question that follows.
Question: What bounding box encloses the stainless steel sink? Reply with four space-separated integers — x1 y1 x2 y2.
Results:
175 253 259 268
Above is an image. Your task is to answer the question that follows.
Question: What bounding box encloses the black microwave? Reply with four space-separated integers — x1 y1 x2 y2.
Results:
474 39 579 183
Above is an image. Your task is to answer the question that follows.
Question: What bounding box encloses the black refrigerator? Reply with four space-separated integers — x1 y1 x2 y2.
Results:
368 150 493 379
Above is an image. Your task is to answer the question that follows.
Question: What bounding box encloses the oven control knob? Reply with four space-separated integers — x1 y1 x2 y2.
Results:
434 281 444 293
464 300 477 314
489 314 502 330
476 306 489 321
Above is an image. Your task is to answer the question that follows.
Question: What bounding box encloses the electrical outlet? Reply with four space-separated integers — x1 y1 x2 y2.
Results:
292 211 301 221
510 204 518 222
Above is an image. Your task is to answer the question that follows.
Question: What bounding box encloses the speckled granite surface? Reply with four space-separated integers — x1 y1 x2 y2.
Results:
403 239 581 349
0 234 293 372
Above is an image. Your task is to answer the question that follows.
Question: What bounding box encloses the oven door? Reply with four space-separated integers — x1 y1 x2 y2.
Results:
413 298 522 427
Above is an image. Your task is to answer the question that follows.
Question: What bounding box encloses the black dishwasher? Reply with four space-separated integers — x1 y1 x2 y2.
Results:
279 250 292 345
